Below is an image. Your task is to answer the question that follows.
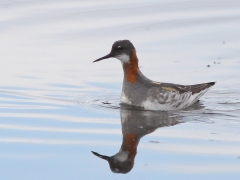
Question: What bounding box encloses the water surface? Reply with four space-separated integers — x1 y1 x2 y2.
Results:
0 0 240 179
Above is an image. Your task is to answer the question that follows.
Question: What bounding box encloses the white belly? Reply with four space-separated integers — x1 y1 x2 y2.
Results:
120 91 132 105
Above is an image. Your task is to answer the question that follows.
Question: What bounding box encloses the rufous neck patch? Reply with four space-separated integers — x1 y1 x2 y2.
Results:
121 133 139 166
123 50 139 83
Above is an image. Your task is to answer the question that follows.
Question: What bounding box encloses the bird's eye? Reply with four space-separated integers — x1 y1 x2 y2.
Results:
117 46 122 49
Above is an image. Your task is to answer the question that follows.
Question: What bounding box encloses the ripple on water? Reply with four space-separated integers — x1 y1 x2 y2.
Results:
0 0 240 178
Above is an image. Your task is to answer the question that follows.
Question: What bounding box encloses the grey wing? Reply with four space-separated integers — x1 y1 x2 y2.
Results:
158 81 215 108
160 82 216 94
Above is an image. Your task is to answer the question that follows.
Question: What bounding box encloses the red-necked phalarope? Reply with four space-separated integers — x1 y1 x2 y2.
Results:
93 40 215 111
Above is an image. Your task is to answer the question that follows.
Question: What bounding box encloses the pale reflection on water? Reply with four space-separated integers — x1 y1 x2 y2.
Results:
0 0 240 179
92 108 180 174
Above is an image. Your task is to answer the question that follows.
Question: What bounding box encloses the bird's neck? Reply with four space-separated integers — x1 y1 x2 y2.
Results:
122 50 139 83
119 133 139 167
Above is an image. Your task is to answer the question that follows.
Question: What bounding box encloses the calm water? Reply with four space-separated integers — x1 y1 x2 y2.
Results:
0 0 240 179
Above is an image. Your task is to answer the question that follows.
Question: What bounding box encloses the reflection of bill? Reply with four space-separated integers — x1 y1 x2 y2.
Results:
92 108 179 174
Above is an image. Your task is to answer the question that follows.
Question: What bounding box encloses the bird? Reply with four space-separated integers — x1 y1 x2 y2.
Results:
93 40 215 111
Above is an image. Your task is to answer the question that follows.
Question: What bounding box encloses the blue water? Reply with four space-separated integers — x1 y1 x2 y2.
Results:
0 0 240 179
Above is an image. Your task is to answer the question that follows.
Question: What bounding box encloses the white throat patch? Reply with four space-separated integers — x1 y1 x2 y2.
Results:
116 54 130 63
115 151 128 162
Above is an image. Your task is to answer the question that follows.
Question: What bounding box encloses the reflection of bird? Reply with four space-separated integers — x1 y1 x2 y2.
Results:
93 40 215 110
92 108 179 174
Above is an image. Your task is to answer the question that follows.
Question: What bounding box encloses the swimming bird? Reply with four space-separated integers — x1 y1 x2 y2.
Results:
93 40 215 111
